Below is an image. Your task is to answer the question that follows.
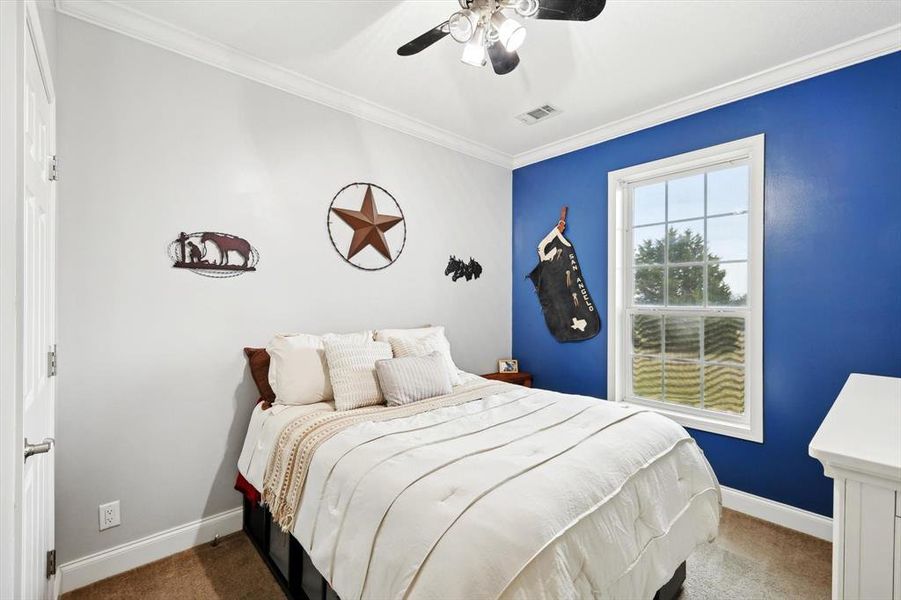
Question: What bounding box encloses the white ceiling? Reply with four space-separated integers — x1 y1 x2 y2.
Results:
57 0 901 165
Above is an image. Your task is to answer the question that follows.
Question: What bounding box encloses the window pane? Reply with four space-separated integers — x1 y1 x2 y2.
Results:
667 266 704 306
707 214 747 262
633 182 665 226
708 262 747 306
634 267 664 305
664 361 701 407
632 357 663 400
633 225 665 265
632 315 662 355
707 165 748 215
667 173 704 221
704 365 745 414
668 219 705 263
704 317 745 364
665 316 700 360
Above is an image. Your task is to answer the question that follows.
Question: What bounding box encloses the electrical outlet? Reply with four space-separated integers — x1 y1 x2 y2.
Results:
99 500 120 531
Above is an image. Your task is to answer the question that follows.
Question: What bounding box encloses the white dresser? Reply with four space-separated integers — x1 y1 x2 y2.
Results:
810 373 901 600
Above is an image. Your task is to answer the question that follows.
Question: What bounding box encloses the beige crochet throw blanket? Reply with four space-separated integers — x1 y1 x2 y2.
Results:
262 379 516 530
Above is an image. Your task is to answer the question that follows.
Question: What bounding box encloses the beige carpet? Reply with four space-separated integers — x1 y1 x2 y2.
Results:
683 509 831 599
62 532 286 600
63 508 831 600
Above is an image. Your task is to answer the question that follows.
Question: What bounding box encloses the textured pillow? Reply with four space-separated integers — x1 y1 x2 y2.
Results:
243 347 275 404
388 329 463 385
324 339 393 411
374 325 440 343
266 331 372 405
375 352 453 406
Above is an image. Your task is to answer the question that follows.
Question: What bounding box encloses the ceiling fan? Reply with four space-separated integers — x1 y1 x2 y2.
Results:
397 0 606 75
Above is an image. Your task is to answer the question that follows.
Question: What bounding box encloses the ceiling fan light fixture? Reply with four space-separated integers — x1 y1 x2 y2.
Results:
396 0 607 74
491 12 526 52
448 9 478 43
513 0 540 18
460 23 487 66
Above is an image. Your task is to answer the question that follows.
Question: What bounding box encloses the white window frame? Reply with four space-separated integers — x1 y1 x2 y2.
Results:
607 134 764 443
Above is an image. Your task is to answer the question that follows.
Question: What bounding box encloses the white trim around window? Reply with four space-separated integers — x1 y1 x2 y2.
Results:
607 134 764 442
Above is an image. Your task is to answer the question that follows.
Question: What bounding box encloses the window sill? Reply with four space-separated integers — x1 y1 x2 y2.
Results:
619 397 763 443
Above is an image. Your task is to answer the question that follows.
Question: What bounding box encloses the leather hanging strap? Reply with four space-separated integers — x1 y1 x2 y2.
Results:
556 206 568 232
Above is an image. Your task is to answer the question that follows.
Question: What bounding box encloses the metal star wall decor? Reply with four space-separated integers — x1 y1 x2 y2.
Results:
327 183 406 270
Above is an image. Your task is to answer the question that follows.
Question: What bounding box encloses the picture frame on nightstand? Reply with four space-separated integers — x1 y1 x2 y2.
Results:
498 359 519 373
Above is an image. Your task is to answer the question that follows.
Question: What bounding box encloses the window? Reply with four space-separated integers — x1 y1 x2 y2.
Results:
607 135 764 442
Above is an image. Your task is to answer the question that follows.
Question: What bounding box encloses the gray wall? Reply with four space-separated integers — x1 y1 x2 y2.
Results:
55 15 511 563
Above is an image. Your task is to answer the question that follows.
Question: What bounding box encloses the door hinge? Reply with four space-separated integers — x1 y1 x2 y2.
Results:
47 345 57 377
49 155 58 181
46 549 56 578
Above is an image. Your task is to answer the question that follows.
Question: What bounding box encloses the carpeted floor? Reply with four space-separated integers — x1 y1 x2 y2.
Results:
63 508 831 600
62 532 286 600
683 509 831 599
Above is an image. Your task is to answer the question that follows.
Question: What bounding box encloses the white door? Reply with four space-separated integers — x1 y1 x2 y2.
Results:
21 7 56 599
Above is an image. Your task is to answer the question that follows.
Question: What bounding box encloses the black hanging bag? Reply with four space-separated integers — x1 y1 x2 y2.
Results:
527 208 601 342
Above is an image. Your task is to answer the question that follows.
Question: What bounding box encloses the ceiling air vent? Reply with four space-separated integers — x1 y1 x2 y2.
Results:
516 104 561 125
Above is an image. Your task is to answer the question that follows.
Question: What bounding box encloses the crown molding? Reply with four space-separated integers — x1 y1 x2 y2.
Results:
54 0 514 168
512 24 901 168
56 1 899 172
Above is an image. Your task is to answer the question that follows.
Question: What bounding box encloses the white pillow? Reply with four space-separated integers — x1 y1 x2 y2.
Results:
375 352 453 407
374 325 441 343
388 329 462 386
266 331 371 405
324 339 392 411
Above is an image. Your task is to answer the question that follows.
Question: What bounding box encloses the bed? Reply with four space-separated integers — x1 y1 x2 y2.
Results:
237 374 721 600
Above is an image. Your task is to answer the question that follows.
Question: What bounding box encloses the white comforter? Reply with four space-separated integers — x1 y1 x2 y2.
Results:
239 383 720 600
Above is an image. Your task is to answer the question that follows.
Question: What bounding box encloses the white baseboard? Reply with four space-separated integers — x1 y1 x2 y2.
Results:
57 506 243 594
54 488 829 595
720 485 832 541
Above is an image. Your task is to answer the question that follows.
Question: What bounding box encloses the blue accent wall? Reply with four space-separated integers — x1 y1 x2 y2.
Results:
512 52 901 517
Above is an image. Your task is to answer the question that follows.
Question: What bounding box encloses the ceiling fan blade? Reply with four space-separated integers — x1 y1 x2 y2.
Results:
397 22 450 56
533 0 606 21
487 43 520 75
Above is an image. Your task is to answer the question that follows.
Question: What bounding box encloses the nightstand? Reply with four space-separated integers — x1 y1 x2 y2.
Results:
481 371 533 388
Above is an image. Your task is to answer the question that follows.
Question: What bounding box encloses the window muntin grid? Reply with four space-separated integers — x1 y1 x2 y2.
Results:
625 162 750 414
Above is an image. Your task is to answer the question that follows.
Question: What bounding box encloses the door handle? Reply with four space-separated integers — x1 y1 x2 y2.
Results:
24 437 54 462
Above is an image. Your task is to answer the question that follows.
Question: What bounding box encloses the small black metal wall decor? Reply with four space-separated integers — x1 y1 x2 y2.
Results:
445 255 483 282
528 207 601 342
327 183 406 271
168 231 259 278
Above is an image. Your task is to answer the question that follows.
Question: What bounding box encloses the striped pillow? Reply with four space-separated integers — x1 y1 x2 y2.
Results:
375 352 453 406
323 339 392 411
387 331 462 385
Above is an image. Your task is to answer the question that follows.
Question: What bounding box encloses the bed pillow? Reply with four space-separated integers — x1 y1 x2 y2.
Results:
373 325 440 343
388 329 463 385
375 352 453 407
243 347 275 404
266 331 372 405
324 338 393 411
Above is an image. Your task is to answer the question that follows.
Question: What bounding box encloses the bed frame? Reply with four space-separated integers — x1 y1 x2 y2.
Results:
243 498 686 600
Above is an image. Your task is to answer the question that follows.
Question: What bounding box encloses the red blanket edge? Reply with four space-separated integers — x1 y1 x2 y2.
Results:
235 471 261 504
234 396 266 504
